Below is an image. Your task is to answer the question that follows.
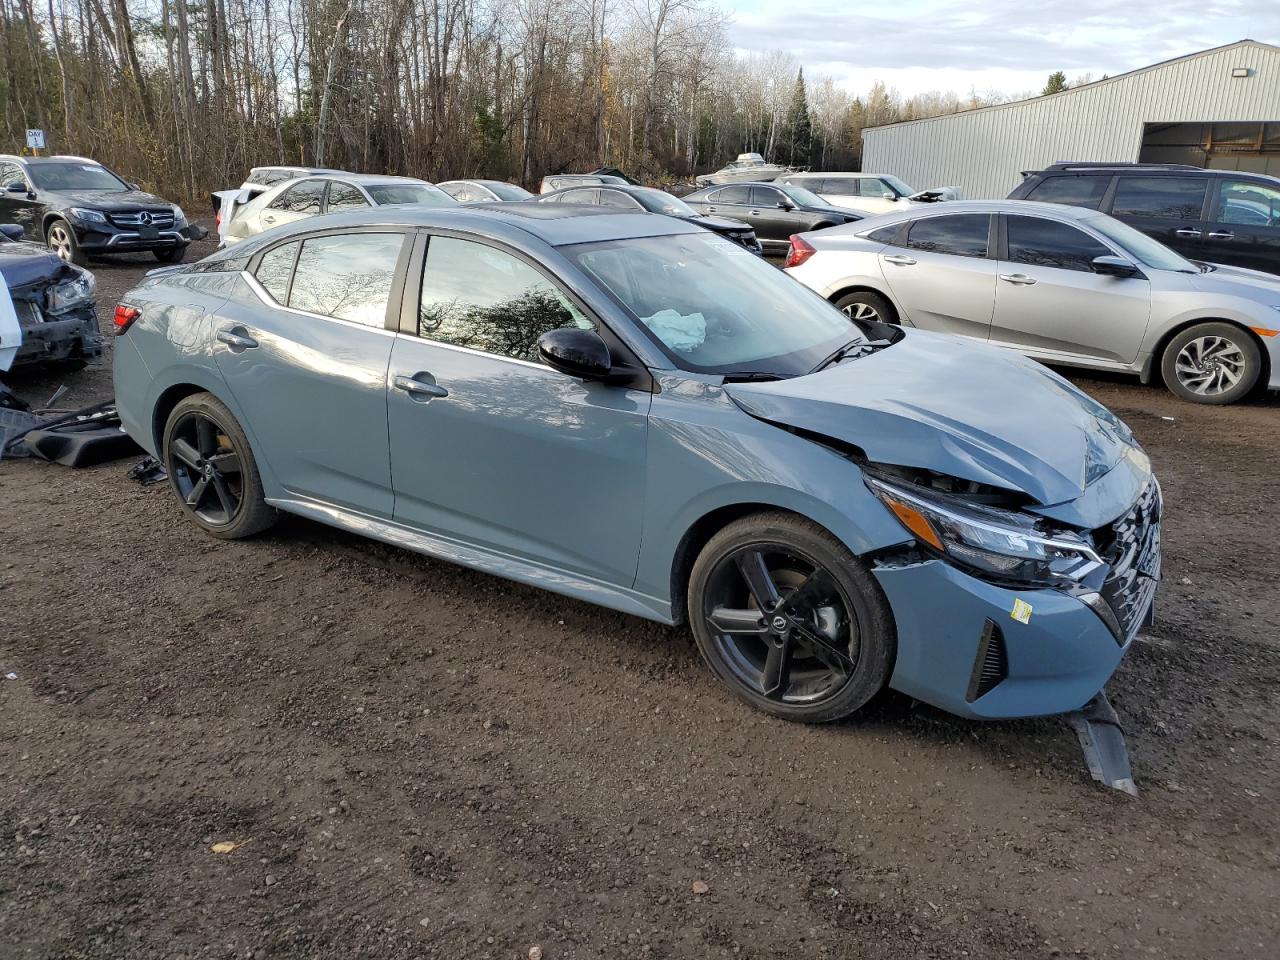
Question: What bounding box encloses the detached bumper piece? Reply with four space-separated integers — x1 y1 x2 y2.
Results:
1 400 140 467
1064 690 1137 797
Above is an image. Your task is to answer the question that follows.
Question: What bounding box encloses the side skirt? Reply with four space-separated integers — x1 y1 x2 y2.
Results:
267 495 676 625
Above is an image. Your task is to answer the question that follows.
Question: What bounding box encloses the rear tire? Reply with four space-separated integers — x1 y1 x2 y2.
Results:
688 512 896 723
833 290 897 326
1160 322 1261 405
162 393 277 539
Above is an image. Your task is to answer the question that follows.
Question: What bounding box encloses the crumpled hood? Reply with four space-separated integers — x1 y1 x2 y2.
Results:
55 189 174 211
725 330 1138 507
1189 262 1280 300
0 242 65 290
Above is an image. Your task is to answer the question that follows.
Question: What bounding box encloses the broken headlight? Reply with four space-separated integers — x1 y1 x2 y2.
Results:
866 475 1103 587
46 267 96 314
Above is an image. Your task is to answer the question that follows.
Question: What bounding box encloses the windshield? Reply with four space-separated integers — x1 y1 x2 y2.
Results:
780 185 825 207
488 182 533 201
635 188 696 217
1085 215 1198 272
28 162 128 191
882 175 914 196
565 232 862 376
367 183 456 206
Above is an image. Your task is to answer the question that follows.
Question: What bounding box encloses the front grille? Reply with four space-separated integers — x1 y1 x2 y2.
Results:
107 210 175 229
1094 481 1162 643
966 620 1008 702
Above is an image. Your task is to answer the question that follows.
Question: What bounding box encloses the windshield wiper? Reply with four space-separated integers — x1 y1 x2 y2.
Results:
809 337 871 374
721 371 786 383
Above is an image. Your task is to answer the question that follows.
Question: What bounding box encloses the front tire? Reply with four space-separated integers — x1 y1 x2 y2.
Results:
1160 322 1261 404
833 290 896 326
154 245 187 264
162 393 277 539
688 512 896 723
45 219 87 266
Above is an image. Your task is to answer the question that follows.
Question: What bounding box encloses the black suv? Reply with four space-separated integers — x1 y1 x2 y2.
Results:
1009 162 1280 275
0 155 201 265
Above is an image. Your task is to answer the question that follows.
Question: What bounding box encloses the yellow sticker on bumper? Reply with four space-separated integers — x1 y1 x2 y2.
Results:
1010 598 1033 624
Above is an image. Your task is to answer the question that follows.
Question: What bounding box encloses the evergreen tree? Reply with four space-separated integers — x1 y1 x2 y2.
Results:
1043 71 1068 96
783 69 813 167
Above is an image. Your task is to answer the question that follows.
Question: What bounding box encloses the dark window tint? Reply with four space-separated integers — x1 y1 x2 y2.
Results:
255 241 299 302
750 186 785 206
1111 177 1207 220
1025 175 1109 209
288 233 404 327
1217 180 1280 227
269 179 325 214
904 214 990 257
418 237 594 363
712 185 750 204
326 182 369 212
597 189 642 210
866 224 903 244
1006 216 1111 272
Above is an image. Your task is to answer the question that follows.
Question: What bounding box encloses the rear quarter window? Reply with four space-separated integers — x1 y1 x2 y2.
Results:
1025 175 1109 209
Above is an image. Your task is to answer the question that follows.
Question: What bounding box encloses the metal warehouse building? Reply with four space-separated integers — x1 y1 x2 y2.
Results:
862 39 1280 200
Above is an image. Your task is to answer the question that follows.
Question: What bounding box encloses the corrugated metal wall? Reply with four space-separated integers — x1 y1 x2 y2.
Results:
862 41 1280 199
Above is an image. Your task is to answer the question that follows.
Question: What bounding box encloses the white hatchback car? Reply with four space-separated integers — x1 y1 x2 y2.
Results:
784 200 1280 404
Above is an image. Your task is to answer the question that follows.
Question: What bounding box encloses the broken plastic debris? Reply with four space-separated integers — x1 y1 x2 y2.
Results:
4 672 17 680
1161 416 1175 421
210 839 251 854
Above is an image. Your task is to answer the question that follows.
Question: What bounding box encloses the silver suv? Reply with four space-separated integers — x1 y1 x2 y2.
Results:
785 200 1280 404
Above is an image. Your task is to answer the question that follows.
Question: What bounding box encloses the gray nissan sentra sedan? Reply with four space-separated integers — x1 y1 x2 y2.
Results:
112 204 1161 724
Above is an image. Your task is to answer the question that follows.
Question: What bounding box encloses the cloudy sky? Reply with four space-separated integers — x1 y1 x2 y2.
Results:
725 0 1280 97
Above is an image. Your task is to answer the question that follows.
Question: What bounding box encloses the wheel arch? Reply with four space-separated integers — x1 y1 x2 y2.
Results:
826 284 901 323
151 383 213 452
669 503 845 626
1143 316 1270 387
41 212 69 240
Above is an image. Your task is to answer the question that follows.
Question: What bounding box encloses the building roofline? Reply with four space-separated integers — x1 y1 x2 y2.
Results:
863 39 1280 135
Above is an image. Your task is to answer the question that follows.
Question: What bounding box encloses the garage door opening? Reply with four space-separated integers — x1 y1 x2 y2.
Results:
1139 122 1280 176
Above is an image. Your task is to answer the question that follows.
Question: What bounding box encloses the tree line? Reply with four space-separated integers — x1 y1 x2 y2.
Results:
0 0 1034 203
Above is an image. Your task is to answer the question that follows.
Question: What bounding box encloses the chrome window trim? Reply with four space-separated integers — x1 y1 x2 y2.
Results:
395 331 551 371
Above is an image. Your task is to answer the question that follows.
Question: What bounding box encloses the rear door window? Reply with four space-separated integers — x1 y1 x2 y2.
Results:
287 232 405 326
712 185 750 204
269 179 325 214
903 214 991 257
1111 177 1207 220
1025 175 1109 209
1005 216 1112 272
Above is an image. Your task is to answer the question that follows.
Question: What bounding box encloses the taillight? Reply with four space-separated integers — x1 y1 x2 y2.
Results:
215 210 221 228
784 234 816 268
113 304 140 335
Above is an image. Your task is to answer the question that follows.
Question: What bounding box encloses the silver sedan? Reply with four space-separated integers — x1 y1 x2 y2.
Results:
784 200 1280 404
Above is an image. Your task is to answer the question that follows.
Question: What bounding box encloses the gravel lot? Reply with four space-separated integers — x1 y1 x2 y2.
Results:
1 233 1277 959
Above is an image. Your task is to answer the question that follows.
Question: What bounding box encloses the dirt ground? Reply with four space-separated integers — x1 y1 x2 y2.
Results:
1 233 1277 960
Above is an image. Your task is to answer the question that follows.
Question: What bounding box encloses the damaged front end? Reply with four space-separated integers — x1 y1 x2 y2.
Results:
6 261 103 369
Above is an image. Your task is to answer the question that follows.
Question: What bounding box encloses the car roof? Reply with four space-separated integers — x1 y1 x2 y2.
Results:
781 171 878 178
1028 163 1280 184
850 199 1104 228
0 154 101 165
248 203 702 247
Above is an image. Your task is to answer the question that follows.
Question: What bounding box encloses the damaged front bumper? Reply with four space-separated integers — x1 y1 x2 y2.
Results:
10 302 103 367
874 558 1145 719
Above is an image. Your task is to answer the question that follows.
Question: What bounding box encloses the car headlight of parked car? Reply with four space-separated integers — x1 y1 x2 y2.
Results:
45 267 96 314
68 207 108 225
172 206 187 225
865 475 1103 587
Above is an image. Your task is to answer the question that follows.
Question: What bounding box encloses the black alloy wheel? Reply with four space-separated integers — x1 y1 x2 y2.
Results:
688 513 895 722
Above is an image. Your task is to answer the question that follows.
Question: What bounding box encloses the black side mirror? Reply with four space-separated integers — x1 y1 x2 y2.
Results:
0 223 22 240
127 182 140 191
1092 255 1140 278
537 328 612 380
6 181 27 194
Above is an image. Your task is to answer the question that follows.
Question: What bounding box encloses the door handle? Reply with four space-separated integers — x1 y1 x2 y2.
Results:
883 254 917 266
1207 231 1235 240
999 273 1037 286
706 206 716 213
393 374 449 400
216 328 258 350
1174 228 1202 237
263 214 276 224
